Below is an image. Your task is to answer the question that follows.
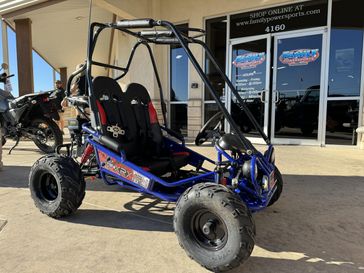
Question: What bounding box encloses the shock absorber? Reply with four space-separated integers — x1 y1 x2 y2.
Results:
80 144 94 165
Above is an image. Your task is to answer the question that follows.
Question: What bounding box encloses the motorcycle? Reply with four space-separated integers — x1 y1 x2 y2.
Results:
0 63 63 154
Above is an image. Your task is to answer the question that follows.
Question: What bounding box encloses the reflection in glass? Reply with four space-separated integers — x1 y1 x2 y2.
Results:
170 104 187 136
205 17 227 101
204 103 225 135
325 0 362 145
230 39 267 137
204 103 220 123
170 46 188 102
274 35 322 139
326 100 359 145
170 24 188 137
328 29 363 97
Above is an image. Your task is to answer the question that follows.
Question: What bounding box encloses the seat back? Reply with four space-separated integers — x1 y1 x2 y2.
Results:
124 83 164 157
93 76 125 137
92 77 139 157
92 78 163 160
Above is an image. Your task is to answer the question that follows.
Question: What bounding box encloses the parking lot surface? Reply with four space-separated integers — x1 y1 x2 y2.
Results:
0 140 363 273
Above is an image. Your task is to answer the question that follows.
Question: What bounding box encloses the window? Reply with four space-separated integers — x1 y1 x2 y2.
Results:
204 16 227 122
326 100 360 145
328 29 363 97
171 46 188 102
170 24 188 135
326 0 364 145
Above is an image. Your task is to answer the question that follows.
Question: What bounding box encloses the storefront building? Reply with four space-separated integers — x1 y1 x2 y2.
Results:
167 0 363 147
1 0 363 148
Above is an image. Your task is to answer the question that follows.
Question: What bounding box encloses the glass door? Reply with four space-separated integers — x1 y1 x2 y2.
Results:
228 35 271 143
169 24 188 136
271 30 326 144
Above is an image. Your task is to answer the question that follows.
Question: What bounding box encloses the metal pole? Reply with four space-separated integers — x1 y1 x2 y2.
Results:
143 42 168 126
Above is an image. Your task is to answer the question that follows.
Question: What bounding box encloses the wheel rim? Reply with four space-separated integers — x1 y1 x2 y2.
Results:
190 209 228 251
39 172 59 201
34 122 56 148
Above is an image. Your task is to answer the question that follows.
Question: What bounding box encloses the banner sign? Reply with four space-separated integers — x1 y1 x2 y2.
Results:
232 52 266 69
230 0 328 38
279 48 320 66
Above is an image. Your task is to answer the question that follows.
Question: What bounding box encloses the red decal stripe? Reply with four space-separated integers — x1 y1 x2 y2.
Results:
96 100 107 125
148 101 158 124
173 152 190 157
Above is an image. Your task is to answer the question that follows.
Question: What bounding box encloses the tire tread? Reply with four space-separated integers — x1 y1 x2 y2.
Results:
174 183 255 272
29 154 85 218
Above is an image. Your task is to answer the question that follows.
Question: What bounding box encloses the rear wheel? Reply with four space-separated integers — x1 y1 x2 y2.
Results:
29 154 85 218
1 136 6 146
31 118 63 153
174 183 255 272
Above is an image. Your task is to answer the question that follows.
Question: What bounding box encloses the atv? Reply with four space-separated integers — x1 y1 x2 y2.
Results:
29 19 283 272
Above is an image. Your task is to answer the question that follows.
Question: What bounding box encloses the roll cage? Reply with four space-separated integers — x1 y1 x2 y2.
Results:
66 18 271 153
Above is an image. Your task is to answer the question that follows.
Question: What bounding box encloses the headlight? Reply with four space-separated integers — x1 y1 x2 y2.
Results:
262 175 269 191
242 160 258 180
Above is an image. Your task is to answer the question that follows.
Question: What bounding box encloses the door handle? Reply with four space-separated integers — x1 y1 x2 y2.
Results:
259 90 269 103
273 90 280 103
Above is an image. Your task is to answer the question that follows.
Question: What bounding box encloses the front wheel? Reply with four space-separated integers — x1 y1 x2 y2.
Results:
268 167 283 206
174 183 255 272
31 118 63 153
29 154 85 218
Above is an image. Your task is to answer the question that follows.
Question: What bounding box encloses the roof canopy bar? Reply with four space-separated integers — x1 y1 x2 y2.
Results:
78 18 270 152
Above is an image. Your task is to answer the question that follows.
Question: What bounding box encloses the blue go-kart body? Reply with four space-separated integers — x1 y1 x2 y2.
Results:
82 123 277 212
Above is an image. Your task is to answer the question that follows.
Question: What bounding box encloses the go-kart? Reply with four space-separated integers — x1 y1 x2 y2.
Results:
29 19 283 272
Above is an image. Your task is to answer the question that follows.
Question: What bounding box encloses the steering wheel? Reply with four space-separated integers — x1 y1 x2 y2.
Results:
195 111 224 146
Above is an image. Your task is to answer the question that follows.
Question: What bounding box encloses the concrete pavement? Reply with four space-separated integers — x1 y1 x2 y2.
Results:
0 140 364 273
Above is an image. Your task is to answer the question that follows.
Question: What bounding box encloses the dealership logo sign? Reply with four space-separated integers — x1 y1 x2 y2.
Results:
233 52 265 69
279 49 319 66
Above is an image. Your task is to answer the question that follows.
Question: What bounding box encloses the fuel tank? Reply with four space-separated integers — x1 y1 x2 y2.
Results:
4 104 28 125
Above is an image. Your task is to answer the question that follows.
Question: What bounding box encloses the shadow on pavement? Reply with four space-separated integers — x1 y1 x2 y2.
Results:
0 166 31 187
0 165 132 192
64 195 174 232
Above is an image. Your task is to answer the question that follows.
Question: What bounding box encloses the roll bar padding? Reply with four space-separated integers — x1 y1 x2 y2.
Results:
139 30 173 37
98 135 122 153
116 19 156 28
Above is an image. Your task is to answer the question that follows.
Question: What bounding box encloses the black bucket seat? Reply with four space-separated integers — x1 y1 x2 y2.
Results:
92 77 189 175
